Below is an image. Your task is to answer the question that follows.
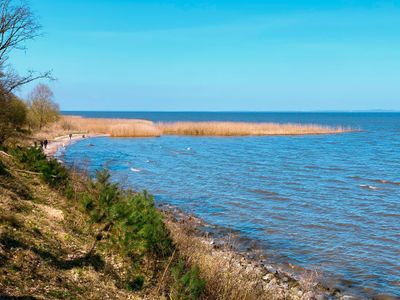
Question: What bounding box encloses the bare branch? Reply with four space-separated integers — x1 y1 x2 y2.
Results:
1 68 55 93
0 0 41 63
0 0 49 92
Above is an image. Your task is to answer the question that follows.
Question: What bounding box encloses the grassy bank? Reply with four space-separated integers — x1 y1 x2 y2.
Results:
0 145 339 299
39 116 351 139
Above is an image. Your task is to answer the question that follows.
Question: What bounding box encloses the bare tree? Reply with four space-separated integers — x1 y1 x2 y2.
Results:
27 83 59 129
0 0 53 94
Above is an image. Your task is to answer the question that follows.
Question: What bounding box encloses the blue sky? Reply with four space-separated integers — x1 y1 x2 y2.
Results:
11 0 400 111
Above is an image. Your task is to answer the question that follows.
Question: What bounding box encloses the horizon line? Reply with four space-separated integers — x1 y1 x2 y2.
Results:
61 110 400 113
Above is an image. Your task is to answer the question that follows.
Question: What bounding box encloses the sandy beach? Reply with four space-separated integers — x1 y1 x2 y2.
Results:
43 133 108 156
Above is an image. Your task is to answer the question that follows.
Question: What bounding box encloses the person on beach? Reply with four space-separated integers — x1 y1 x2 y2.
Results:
40 140 44 149
43 139 48 149
69 133 72 140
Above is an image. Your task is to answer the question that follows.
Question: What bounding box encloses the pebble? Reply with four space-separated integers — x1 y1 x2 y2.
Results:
263 273 275 281
266 265 277 274
302 291 316 300
298 290 304 297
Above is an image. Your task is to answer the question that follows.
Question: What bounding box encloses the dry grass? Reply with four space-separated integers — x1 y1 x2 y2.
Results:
159 121 349 136
37 116 161 139
42 116 350 139
163 215 327 300
0 154 141 299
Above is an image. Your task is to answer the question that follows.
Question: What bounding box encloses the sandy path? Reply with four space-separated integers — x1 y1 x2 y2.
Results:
43 133 108 156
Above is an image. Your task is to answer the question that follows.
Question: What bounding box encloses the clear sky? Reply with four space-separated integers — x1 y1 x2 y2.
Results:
10 0 400 111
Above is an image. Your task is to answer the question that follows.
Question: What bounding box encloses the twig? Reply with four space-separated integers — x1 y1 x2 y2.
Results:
13 169 57 178
0 151 12 157
13 169 41 175
156 249 177 295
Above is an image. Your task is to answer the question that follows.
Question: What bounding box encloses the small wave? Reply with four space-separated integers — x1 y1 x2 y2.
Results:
304 223 331 230
350 176 400 186
369 178 400 186
359 185 380 191
376 212 400 218
250 189 289 201
327 166 346 171
304 165 319 169
130 167 141 172
250 189 279 197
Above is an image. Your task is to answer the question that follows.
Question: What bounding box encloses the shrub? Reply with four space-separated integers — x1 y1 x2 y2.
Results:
82 168 173 262
127 275 145 291
11 146 46 169
36 158 69 188
171 260 206 300
0 95 28 146
12 146 69 189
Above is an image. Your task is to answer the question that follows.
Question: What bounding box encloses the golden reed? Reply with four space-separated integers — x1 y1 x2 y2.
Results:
40 115 351 139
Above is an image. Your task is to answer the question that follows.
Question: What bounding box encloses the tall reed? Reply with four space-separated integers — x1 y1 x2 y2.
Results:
40 116 351 139
158 121 348 136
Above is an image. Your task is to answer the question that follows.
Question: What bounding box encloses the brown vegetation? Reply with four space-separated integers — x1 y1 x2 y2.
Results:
38 116 162 139
164 213 332 300
0 152 140 299
42 116 351 139
159 121 349 136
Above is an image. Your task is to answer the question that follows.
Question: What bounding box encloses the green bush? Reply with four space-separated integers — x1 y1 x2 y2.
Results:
79 169 173 289
83 169 172 258
127 275 145 291
171 260 206 300
12 146 69 189
36 158 69 188
11 146 46 169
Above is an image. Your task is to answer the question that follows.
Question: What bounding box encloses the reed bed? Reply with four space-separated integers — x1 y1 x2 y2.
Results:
158 121 349 136
41 116 350 139
39 116 162 138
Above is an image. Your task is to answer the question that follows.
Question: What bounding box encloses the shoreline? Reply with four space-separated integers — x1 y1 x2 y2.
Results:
43 133 109 156
161 205 351 300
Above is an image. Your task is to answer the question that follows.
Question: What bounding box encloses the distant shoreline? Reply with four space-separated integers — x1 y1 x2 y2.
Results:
61 110 400 114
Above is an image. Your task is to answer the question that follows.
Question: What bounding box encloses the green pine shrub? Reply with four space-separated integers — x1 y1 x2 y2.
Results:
81 169 173 287
127 275 145 291
171 260 206 300
12 146 69 189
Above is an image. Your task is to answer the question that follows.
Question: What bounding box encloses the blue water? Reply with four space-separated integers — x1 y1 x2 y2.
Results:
60 112 400 298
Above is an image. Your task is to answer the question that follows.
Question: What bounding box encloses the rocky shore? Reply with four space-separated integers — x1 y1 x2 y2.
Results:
161 204 348 300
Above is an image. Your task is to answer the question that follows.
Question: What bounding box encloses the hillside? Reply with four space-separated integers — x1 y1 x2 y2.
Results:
0 150 147 299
